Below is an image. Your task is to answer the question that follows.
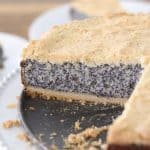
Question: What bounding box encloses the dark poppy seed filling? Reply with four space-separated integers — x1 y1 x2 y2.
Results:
21 59 143 99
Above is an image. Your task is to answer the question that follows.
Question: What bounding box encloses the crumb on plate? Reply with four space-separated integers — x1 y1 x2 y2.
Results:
17 133 31 143
74 120 81 131
65 126 108 150
6 103 17 109
28 106 36 111
3 120 21 129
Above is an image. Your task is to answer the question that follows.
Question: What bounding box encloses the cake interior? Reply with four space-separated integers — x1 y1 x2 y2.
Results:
21 59 143 99
107 60 150 148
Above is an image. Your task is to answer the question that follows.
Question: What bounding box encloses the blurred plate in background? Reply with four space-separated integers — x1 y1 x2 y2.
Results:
29 1 150 40
28 4 71 40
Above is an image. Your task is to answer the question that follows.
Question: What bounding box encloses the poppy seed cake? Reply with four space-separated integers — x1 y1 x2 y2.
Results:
21 13 150 149
21 13 150 104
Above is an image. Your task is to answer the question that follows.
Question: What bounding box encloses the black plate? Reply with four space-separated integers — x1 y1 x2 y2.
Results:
20 91 124 149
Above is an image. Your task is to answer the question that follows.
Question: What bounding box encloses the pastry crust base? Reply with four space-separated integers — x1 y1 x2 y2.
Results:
25 86 127 106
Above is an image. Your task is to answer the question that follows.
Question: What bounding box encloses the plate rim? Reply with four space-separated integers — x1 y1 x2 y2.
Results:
0 32 27 43
28 4 71 40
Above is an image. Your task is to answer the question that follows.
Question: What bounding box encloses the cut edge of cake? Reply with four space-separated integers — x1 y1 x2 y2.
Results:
107 56 150 149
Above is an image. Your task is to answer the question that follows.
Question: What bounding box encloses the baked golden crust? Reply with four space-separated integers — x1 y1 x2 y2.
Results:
72 0 123 16
107 58 150 145
25 86 127 105
22 13 150 65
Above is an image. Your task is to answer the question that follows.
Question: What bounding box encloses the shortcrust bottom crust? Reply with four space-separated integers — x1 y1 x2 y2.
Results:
25 86 127 105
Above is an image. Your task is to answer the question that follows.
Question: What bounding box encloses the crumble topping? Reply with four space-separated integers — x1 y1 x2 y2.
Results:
22 14 150 64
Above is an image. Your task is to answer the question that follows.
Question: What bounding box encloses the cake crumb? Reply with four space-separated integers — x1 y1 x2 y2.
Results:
28 106 35 111
50 132 57 136
81 116 85 121
49 136 54 140
17 133 31 143
49 132 57 141
3 120 21 129
6 103 17 109
74 120 81 131
38 133 44 141
65 126 108 150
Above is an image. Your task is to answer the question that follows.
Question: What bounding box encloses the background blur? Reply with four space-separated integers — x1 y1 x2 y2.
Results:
0 0 72 38
0 0 150 38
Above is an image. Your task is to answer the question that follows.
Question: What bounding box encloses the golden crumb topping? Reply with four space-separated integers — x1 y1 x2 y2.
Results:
22 13 150 65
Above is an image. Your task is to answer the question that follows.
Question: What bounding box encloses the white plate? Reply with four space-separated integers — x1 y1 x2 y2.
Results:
29 4 71 40
0 72 38 150
0 33 27 82
29 1 150 40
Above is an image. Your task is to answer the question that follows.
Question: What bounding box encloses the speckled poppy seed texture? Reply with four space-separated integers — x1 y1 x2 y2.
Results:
21 59 143 99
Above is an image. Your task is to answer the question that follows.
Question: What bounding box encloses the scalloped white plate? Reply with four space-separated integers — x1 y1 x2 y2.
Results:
29 1 150 40
0 72 39 150
0 33 27 82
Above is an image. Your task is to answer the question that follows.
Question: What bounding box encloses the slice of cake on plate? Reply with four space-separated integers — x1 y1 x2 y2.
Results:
21 13 150 104
107 57 150 149
70 0 123 20
21 13 150 149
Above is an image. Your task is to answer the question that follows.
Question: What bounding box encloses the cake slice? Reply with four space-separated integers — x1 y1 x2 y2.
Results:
107 57 150 149
21 13 150 104
71 0 123 20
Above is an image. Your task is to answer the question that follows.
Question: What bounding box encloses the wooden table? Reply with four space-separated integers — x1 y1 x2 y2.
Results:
0 0 71 38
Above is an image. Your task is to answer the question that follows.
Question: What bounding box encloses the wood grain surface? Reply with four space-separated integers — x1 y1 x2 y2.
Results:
0 0 71 38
